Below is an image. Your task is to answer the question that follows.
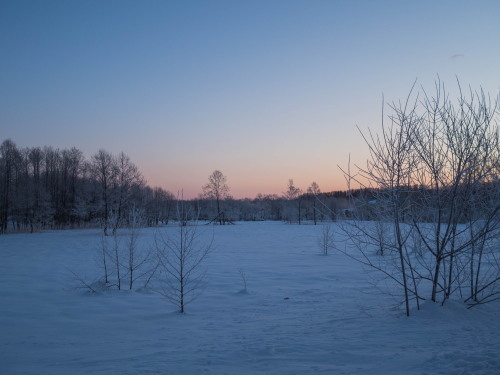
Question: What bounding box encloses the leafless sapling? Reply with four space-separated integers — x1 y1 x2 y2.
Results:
155 199 213 313
318 224 335 256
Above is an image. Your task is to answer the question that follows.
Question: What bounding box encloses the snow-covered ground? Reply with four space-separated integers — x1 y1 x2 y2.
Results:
1 222 498 374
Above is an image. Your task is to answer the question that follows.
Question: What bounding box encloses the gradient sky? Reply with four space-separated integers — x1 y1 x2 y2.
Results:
1 0 499 198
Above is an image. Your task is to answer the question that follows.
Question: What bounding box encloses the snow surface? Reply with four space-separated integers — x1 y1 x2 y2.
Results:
0 222 498 374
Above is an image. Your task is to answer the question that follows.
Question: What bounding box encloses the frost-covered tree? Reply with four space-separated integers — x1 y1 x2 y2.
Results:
307 181 321 225
111 152 145 234
283 179 303 224
90 150 117 236
155 200 213 313
0 141 173 232
202 170 230 224
341 79 499 315
0 140 19 233
144 186 175 226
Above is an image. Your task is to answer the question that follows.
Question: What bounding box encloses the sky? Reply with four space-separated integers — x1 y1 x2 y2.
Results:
1 0 499 199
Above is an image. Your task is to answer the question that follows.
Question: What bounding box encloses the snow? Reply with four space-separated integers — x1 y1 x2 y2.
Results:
1 222 499 374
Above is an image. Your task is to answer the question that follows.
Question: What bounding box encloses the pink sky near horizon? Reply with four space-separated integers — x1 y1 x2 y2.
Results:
140 161 352 200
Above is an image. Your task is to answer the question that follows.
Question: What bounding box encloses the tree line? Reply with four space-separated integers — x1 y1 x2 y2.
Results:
0 141 175 234
0 141 352 234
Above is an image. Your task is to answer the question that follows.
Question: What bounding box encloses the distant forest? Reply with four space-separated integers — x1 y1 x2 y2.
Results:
0 139 352 234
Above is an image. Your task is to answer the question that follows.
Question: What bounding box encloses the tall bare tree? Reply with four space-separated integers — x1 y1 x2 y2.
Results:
283 179 303 224
307 181 321 225
202 170 230 225
0 140 19 233
91 149 117 236
111 152 145 234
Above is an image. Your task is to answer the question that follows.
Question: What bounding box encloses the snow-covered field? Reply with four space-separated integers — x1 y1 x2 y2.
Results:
1 222 499 374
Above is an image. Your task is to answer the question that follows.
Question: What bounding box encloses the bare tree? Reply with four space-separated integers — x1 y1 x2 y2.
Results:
98 231 111 285
91 150 117 236
342 87 420 316
340 79 499 315
409 81 499 305
307 181 321 225
144 186 175 226
111 230 123 290
125 207 154 290
111 152 145 234
26 147 44 231
202 170 230 225
155 200 213 313
318 225 335 255
238 268 248 294
283 179 303 224
0 140 19 233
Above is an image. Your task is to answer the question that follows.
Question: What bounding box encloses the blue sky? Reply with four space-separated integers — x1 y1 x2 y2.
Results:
1 0 499 198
